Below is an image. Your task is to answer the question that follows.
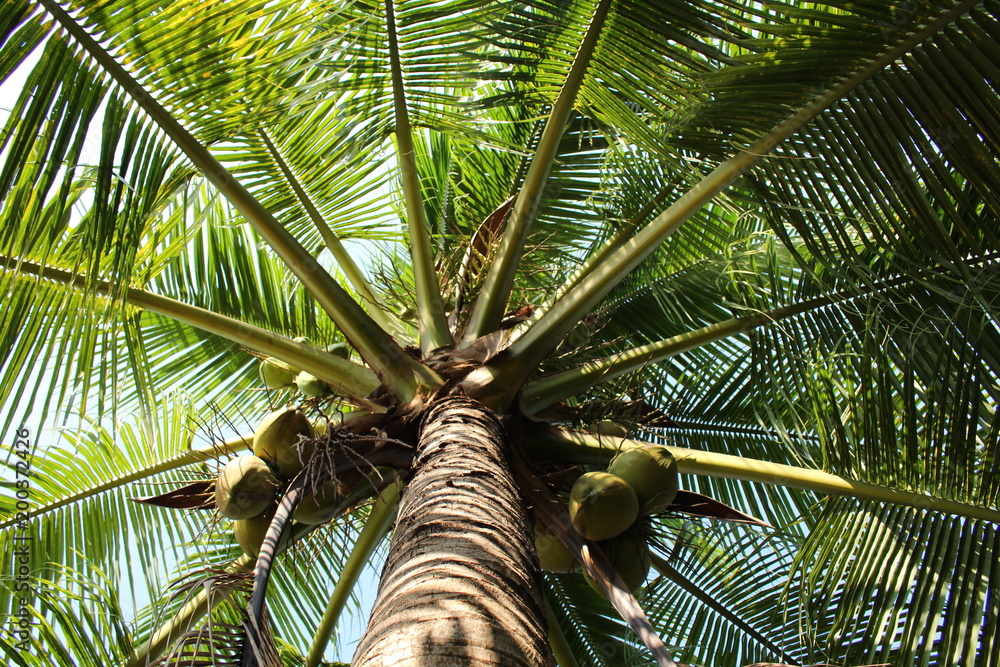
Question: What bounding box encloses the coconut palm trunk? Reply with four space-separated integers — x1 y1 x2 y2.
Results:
352 396 554 667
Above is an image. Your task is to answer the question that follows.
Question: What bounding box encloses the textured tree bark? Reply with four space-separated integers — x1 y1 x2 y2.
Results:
353 396 554 666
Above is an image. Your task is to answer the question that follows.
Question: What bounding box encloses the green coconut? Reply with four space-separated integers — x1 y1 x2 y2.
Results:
295 371 329 398
293 466 396 525
326 342 350 359
311 416 330 437
253 408 315 478
585 530 651 595
534 520 577 573
311 411 359 437
215 455 278 520
591 419 629 438
292 480 342 525
569 471 639 541
258 357 296 389
233 505 289 559
608 444 679 513
564 321 591 349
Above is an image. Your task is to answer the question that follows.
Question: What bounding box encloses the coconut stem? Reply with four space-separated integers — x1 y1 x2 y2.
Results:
543 596 580 667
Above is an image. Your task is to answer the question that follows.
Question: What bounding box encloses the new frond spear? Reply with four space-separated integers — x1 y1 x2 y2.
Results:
461 0 613 345
38 0 442 400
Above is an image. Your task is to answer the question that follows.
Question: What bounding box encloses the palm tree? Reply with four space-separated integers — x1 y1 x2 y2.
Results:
2 0 999 664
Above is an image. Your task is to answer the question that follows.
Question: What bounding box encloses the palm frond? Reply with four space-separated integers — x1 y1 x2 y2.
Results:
463 0 612 341
17 562 136 667
0 401 237 664
645 521 806 665
34 0 435 397
544 574 643 667
786 498 1000 665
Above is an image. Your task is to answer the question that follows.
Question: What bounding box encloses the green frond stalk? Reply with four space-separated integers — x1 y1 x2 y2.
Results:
2 257 381 400
523 293 842 413
385 0 451 354
38 0 439 398
461 0 613 344
305 482 401 667
534 430 1000 523
543 597 580 667
257 127 406 340
488 0 981 403
526 318 747 414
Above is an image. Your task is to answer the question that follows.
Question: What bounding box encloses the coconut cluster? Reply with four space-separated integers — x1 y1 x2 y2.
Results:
536 444 680 597
221 340 356 557
214 403 394 558
212 407 316 557
211 409 308 557
257 338 351 399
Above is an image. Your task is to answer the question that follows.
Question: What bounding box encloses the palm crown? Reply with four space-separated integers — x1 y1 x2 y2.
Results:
2 0 999 665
